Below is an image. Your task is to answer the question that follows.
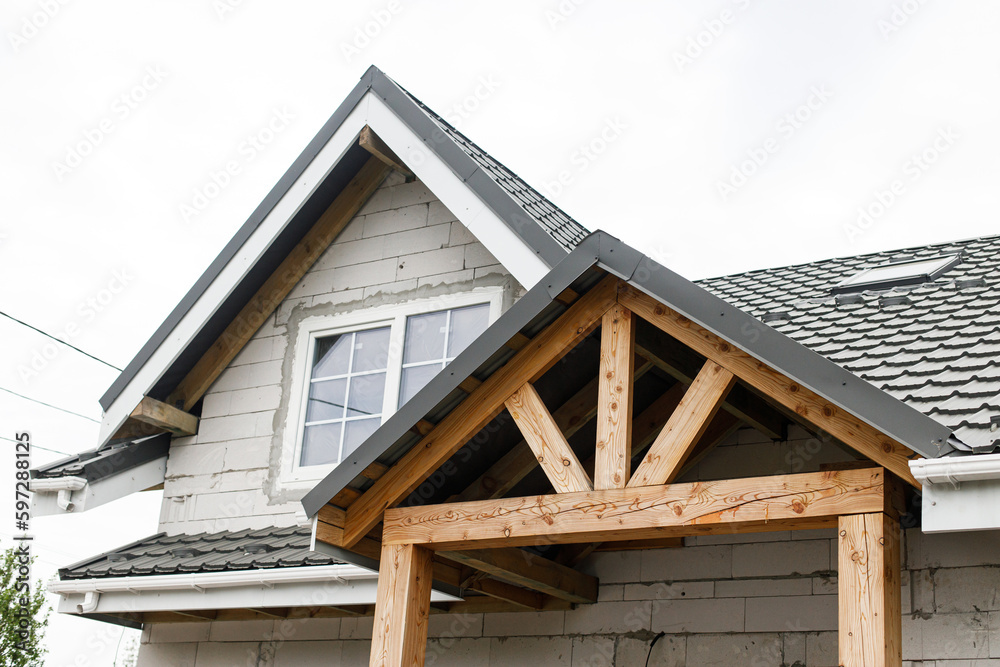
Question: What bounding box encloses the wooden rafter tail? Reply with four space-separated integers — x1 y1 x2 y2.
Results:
628 360 736 488
129 396 199 436
438 548 598 604
594 303 636 490
382 468 889 551
167 157 392 412
340 274 620 548
505 383 592 494
359 125 413 177
618 285 921 488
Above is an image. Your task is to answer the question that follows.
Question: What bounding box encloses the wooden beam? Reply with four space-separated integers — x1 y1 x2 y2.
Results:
505 383 592 494
595 304 636 489
628 360 735 487
467 578 547 611
129 396 199 436
838 513 902 667
383 468 889 550
370 543 433 667
438 549 598 604
341 275 619 547
167 157 392 411
171 609 217 621
359 125 413 177
619 285 921 488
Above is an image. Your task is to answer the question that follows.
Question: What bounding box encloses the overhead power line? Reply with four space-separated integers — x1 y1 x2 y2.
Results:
0 309 122 371
0 385 100 423
0 434 71 457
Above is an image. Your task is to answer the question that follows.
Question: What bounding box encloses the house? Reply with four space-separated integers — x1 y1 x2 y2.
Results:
33 66 1000 666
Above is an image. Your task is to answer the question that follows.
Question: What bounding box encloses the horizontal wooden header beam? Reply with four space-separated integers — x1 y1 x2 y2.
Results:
383 468 892 550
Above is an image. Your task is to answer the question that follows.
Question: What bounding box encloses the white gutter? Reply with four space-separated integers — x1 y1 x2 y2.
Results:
910 453 1000 533
30 477 88 512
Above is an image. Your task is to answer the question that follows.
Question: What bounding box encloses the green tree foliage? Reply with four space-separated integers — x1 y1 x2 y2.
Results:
0 542 50 667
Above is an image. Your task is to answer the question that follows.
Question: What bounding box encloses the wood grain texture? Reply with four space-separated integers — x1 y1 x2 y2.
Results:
505 383 593 494
619 285 921 487
167 157 392 411
341 274 619 547
383 468 888 550
369 543 433 667
129 396 199 436
838 513 902 667
595 304 636 489
628 360 735 488
359 125 413 176
438 548 598 604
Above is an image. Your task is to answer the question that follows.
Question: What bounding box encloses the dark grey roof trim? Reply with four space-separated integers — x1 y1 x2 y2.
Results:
31 433 170 482
303 230 959 517
101 66 583 413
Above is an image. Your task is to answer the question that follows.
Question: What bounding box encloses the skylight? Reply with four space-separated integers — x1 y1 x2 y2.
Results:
833 254 961 294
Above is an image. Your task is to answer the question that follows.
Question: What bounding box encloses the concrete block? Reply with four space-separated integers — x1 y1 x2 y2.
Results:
201 391 233 419
425 637 491 666
685 633 782 666
308 288 365 311
805 631 838 666
791 528 838 541
288 267 337 300
206 364 250 395
254 410 276 438
489 637 572 667
571 636 615 667
270 335 287 361
692 530 790 546
363 203 428 238
390 180 436 208
934 567 1000 613
578 550 641 584
464 243 499 269
473 264 509 280
231 336 275 367
641 545 732 582
328 257 398 292
358 184 393 215
247 360 284 388
448 220 477 245
275 297 312 326
192 489 259 520
737 426 772 445
910 530 1000 569
272 617 341 642
732 540 831 578
147 622 210 643
208 619 275 642
992 611 1000 658
782 632 806 665
650 597 745 633
597 584 623 602
218 468 267 492
197 414 259 444
339 615 375 639
428 200 459 227
716 577 812 598
314 236 385 271
564 600 652 635
339 640 373 665
362 278 419 301
908 612 992 660
812 575 837 596
382 222 451 257
427 612 483 639
229 385 282 416
164 473 220 496
482 611 564 637
194 642 260 666
166 443 226 477
744 594 838 633
418 269 477 288
397 246 465 280
222 436 273 472
623 580 715 601
136 642 198 667
272 640 344 666
698 440 788 479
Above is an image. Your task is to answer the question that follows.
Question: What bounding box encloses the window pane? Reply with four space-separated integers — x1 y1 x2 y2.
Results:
347 372 386 418
343 418 380 458
403 310 447 364
399 363 444 406
306 378 347 422
300 423 341 467
447 303 490 358
313 334 351 377
353 327 391 373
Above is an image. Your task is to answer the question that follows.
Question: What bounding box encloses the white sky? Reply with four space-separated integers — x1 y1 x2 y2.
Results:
1 1 998 664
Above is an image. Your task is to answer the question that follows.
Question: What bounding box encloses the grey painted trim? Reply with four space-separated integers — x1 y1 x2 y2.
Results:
100 66 572 412
303 230 963 516
31 433 170 483
81 613 143 630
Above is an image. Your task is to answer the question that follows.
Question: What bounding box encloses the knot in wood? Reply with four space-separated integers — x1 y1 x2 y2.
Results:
503 527 511 538
718 343 730 353
541 514 554 526
672 504 683 516
882 441 894 453
561 458 571 467
821 405 834 417
654 306 665 316
610 401 619 411
790 500 805 514
878 537 885 546
789 383 800 393
839 530 847 537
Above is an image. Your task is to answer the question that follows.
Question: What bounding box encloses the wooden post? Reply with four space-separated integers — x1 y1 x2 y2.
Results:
370 543 433 667
595 304 635 489
838 513 902 667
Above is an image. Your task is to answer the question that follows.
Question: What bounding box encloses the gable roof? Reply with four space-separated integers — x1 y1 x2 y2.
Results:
698 234 1000 452
94 65 588 446
302 230 962 517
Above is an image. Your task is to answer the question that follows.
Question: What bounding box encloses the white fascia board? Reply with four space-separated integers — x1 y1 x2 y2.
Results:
364 96 550 288
97 97 373 446
911 453 1000 532
50 565 461 616
31 456 166 516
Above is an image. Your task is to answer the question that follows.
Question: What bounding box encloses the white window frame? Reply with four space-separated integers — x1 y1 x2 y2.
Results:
278 287 504 486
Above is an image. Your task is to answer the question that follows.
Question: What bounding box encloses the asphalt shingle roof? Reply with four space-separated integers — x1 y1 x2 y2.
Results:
698 234 1000 452
59 525 342 579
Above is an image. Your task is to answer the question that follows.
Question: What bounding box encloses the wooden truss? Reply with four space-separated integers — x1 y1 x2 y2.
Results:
333 276 916 667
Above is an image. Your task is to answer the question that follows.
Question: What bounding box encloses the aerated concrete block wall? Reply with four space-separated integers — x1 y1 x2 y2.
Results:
157 171 522 536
